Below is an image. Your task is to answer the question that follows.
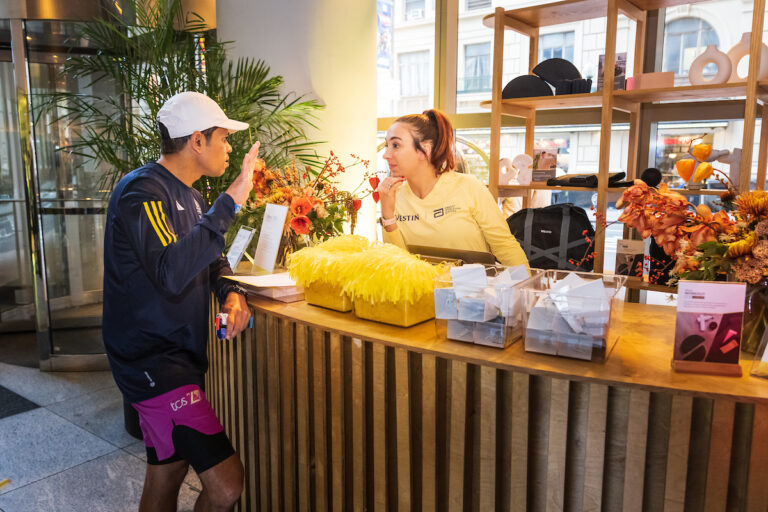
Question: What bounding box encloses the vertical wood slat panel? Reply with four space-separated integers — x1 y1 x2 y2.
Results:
479 366 497 511
254 313 270 511
266 316 283 511
228 336 237 468
747 404 768 511
350 338 366 511
395 348 412 511
422 354 438 511
582 383 609 512
233 331 245 510
311 327 329 512
547 378 570 512
623 389 650 512
509 372 530 512
372 342 388 511
280 319 297 511
329 334 345 512
664 395 694 512
243 323 258 512
704 399 735 512
448 360 468 512
295 324 311 512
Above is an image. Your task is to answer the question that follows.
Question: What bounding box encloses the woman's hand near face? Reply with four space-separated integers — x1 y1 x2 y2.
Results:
379 176 406 221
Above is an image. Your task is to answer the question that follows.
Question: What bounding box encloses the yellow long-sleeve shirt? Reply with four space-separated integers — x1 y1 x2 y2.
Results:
382 171 529 267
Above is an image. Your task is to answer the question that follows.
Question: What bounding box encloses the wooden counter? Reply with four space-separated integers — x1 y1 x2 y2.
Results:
206 297 768 512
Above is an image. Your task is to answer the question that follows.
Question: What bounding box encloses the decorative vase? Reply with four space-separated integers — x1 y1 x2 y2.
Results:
726 32 768 82
513 154 533 185
688 45 731 85
750 326 768 378
742 278 768 354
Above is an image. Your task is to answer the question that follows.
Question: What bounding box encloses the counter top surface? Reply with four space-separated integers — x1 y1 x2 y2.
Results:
246 296 768 403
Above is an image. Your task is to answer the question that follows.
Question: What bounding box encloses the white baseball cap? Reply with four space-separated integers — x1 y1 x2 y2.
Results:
157 91 249 138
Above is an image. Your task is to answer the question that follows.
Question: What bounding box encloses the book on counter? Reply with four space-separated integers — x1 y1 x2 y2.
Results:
672 280 746 376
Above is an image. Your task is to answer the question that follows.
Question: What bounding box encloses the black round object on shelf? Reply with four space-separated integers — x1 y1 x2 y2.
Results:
501 75 553 99
532 58 582 85
640 167 662 187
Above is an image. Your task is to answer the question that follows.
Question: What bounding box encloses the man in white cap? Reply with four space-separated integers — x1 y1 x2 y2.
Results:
103 91 259 511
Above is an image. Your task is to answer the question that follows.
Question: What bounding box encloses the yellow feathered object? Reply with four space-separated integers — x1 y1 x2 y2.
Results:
338 243 448 305
287 235 372 287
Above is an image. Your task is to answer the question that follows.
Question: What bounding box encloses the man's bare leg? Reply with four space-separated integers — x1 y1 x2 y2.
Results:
139 459 190 512
194 454 244 512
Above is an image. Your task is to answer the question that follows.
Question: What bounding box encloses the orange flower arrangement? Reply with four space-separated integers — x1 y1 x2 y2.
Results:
236 152 373 264
616 167 768 284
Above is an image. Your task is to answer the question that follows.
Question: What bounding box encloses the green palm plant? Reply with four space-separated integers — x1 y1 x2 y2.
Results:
41 0 323 205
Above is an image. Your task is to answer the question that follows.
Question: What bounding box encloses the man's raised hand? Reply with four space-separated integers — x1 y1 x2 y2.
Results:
226 141 261 206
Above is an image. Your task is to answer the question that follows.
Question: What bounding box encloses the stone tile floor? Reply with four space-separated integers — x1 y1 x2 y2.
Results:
0 361 202 512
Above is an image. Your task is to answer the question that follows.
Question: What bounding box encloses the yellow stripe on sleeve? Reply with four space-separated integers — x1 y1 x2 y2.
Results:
152 201 177 243
157 202 176 243
143 202 168 247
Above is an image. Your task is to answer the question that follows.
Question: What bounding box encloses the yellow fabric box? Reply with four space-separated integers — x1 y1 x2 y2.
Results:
354 292 435 327
305 282 353 312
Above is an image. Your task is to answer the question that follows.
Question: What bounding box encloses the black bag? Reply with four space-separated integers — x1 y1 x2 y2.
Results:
506 203 595 271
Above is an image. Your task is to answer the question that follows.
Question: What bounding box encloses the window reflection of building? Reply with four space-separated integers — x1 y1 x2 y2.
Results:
404 0 425 21
539 31 575 62
663 17 719 82
461 42 491 93
398 50 430 97
466 0 491 10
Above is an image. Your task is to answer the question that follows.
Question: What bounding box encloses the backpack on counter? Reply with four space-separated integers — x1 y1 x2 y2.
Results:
506 203 595 271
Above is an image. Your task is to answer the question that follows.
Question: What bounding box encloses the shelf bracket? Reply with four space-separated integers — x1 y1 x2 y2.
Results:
616 0 644 22
612 97 637 113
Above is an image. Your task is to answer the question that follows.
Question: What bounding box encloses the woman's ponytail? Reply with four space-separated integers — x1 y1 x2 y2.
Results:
395 108 456 175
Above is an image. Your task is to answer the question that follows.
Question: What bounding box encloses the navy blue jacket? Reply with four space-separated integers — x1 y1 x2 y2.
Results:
103 162 241 403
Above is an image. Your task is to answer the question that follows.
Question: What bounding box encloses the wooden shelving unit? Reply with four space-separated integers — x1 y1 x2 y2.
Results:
483 0 767 272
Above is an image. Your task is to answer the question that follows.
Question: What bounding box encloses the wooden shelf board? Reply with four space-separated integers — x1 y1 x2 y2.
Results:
480 83 753 117
480 93 603 115
615 82 749 104
482 0 709 30
499 184 629 193
665 187 728 196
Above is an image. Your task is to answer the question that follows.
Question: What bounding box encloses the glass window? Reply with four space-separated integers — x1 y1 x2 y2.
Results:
460 42 491 93
663 17 719 82
377 0 435 117
467 0 492 10
539 31 575 62
405 0 426 21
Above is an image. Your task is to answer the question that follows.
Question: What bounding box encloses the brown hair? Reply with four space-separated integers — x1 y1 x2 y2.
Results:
395 109 455 175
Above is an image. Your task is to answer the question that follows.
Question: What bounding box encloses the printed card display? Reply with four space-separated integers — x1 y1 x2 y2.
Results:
614 239 644 278
673 281 746 375
226 226 256 271
531 148 557 182
251 203 289 274
597 52 627 91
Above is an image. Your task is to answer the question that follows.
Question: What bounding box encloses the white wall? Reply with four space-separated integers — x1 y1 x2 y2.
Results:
217 0 379 239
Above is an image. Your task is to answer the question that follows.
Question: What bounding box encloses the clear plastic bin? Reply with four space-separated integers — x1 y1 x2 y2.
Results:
434 265 539 349
522 270 626 362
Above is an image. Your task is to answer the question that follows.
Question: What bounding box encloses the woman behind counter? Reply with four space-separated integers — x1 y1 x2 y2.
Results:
379 109 529 268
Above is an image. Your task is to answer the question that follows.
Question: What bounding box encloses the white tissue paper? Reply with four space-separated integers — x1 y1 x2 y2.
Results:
434 287 458 320
450 264 487 298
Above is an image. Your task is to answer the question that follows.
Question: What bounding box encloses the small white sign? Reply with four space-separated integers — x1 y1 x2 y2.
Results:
226 226 255 271
252 203 289 274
